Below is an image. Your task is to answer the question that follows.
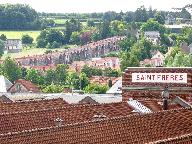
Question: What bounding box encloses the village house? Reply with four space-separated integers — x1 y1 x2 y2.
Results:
140 50 165 67
181 42 192 55
4 39 22 53
8 79 40 93
70 57 120 72
144 31 160 45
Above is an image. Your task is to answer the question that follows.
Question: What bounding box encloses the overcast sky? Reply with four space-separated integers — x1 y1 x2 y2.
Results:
0 0 191 13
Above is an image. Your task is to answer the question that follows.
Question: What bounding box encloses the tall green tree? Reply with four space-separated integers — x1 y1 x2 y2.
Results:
2 57 22 82
22 34 33 44
0 40 5 57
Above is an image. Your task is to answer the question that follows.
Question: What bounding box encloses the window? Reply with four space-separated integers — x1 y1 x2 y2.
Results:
16 84 21 92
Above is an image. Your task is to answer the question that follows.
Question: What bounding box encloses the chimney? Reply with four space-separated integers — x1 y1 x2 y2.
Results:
163 99 168 110
55 118 63 127
161 87 169 110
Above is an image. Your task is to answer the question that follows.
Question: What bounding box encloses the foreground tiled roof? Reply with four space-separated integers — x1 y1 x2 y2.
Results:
138 99 182 112
0 98 68 113
0 102 134 134
0 108 191 144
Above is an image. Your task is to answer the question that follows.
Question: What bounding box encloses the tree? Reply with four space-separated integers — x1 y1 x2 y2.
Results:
140 19 167 35
55 64 68 85
180 8 191 20
70 31 80 44
0 40 5 57
0 4 40 30
87 20 95 27
42 83 64 93
134 6 148 22
84 83 108 94
0 34 7 41
154 12 165 24
21 34 33 44
118 37 136 51
79 72 89 90
100 20 111 39
45 69 56 85
2 57 22 82
36 29 64 48
25 69 44 85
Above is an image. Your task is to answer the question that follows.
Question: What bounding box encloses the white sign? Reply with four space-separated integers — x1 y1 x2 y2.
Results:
132 73 187 83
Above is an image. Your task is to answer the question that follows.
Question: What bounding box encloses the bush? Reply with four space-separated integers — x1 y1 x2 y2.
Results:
84 83 108 94
22 34 34 44
42 84 64 93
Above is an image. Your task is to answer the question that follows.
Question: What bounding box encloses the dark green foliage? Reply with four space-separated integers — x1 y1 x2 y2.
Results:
0 4 40 30
84 83 108 94
2 57 22 82
36 29 64 48
22 34 33 44
103 68 121 77
81 65 103 78
0 39 4 57
0 34 7 41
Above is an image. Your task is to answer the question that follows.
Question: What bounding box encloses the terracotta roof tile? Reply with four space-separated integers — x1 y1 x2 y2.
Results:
0 108 191 143
0 102 134 134
0 98 68 113
8 79 40 93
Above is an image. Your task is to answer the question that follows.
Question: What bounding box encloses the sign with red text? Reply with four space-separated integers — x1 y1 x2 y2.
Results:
132 73 187 83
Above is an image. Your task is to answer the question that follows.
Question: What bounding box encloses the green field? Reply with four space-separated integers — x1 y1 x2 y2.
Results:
54 19 68 25
1 45 75 60
0 31 40 41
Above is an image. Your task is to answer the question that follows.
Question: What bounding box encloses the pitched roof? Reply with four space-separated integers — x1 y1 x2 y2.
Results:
0 108 191 144
0 98 68 113
8 79 40 93
0 102 134 134
106 78 122 94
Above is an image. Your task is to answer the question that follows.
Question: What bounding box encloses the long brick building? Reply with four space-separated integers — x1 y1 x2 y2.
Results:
15 36 126 67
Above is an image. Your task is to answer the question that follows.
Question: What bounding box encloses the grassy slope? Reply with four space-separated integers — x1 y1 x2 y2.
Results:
0 31 40 40
1 45 75 60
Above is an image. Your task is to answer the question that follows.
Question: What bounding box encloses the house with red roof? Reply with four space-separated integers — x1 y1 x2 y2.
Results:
8 79 40 93
140 50 165 67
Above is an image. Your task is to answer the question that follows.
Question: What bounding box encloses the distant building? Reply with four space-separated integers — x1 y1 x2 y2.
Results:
5 39 22 53
70 57 120 72
140 50 165 67
8 79 40 93
180 42 192 54
144 31 160 45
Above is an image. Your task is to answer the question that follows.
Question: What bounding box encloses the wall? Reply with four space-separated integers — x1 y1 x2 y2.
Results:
122 67 192 101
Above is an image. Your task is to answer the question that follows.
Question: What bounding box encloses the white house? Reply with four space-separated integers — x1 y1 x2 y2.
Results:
144 31 160 45
4 39 22 53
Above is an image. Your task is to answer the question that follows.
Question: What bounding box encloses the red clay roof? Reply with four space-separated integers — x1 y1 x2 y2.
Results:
0 102 134 134
0 98 68 113
8 79 40 93
0 108 192 143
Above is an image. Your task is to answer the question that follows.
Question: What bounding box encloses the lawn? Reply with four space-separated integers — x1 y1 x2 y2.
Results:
1 45 76 60
0 31 40 41
54 19 68 25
